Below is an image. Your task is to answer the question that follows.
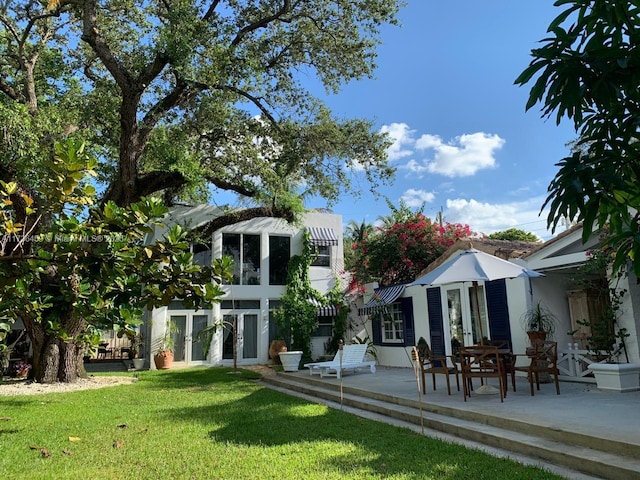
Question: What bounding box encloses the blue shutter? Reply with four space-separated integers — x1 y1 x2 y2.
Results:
426 287 446 356
372 314 382 345
400 297 415 347
486 279 512 343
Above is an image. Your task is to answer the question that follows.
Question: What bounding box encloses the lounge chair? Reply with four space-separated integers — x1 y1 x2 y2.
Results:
304 344 376 379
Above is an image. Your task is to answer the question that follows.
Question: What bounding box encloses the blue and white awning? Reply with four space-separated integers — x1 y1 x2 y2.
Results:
358 284 406 315
309 298 337 317
307 227 339 246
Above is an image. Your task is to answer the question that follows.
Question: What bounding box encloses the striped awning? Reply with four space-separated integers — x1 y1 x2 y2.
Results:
358 284 406 315
309 298 337 317
307 226 339 246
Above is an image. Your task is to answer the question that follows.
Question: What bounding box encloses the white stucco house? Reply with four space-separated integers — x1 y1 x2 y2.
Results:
144 205 346 369
357 230 640 381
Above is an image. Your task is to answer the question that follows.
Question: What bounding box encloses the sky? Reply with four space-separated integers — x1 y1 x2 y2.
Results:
306 1 578 240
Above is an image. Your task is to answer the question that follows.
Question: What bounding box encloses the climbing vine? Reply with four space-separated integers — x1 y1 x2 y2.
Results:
275 232 324 360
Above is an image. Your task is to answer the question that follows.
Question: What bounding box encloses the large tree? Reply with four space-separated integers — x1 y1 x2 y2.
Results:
515 0 640 274
0 0 400 382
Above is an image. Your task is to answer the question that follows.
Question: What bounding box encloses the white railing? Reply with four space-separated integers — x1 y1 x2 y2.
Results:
557 343 599 382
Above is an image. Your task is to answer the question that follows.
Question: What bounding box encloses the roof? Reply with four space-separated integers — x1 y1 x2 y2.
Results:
416 237 540 279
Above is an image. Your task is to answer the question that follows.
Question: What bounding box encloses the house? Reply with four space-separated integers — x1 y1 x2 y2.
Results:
358 229 640 376
145 205 346 368
358 238 541 368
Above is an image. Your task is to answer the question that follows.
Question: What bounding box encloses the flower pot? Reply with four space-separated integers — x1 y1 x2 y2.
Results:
132 358 145 370
588 363 640 392
278 351 303 372
154 352 174 370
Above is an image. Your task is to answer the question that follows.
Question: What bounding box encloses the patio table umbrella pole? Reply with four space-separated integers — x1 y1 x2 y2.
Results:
472 280 484 340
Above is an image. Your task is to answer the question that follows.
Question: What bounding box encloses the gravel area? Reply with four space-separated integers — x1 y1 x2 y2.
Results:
0 364 277 396
0 376 137 396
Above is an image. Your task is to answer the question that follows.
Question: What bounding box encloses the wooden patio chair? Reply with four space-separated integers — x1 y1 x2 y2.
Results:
459 345 505 402
488 339 516 392
413 337 460 395
514 340 560 396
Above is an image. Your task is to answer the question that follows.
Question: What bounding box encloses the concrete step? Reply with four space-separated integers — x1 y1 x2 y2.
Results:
262 373 640 480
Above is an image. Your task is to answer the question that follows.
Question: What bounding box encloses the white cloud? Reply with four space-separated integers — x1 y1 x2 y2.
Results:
415 132 506 177
401 188 436 207
444 196 552 240
380 122 415 161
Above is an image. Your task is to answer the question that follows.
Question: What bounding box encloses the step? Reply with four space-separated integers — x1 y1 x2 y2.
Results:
262 373 640 480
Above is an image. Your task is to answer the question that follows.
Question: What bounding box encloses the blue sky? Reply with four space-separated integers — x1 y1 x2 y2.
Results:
307 1 577 240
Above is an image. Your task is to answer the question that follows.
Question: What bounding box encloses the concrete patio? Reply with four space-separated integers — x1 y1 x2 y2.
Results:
262 366 640 480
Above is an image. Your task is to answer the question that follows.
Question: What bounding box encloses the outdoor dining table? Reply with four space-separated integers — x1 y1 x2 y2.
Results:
458 345 512 399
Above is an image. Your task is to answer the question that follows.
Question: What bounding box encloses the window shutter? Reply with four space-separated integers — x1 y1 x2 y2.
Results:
371 314 382 345
426 287 446 356
486 279 512 343
400 297 415 347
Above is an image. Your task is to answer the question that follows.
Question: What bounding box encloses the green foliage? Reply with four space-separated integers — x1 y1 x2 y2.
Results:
0 141 226 381
571 245 630 362
516 0 640 276
1 1 399 209
521 302 557 335
488 228 540 242
275 232 324 359
350 209 473 287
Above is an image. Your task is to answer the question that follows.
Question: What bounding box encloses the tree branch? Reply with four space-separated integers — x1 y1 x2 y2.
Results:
231 0 292 46
80 0 134 91
206 177 258 198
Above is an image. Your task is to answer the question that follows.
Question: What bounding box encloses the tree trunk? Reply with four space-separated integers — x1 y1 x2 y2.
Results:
26 307 89 384
31 334 88 383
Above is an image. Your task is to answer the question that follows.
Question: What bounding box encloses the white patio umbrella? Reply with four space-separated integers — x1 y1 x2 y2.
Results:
411 248 544 394
411 248 544 338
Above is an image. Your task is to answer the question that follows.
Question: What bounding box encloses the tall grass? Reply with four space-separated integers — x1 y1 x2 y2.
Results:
0 368 562 479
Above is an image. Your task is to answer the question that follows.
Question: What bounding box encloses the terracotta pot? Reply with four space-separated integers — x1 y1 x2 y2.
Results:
526 331 547 344
269 340 287 360
154 351 174 370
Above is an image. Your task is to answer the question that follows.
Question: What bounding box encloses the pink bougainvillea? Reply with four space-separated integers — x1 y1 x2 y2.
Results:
349 213 473 287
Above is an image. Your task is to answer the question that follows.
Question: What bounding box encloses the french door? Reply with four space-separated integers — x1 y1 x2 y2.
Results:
446 284 488 348
222 311 259 363
170 313 209 365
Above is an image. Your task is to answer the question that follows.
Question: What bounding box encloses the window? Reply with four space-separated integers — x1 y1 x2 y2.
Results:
191 242 212 267
222 233 261 285
310 245 331 267
313 315 333 337
380 302 404 343
269 235 290 285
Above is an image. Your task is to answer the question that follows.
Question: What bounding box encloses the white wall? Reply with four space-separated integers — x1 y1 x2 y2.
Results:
147 207 345 367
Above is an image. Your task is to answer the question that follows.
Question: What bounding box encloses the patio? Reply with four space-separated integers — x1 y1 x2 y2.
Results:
264 366 640 479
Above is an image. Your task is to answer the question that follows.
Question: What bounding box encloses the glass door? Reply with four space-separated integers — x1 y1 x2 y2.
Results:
222 311 259 363
446 284 488 348
170 313 209 365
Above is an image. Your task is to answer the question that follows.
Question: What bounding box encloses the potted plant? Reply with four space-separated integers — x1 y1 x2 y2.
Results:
130 331 145 370
583 287 640 392
153 320 177 370
521 302 557 344
11 360 31 378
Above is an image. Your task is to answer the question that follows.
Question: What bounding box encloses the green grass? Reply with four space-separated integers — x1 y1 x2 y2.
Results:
0 367 563 479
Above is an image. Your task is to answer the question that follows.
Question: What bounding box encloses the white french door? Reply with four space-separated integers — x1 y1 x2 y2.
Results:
170 313 209 365
221 310 259 364
445 284 488 348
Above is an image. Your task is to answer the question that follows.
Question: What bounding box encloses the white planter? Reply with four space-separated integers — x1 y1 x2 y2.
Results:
588 363 640 392
132 358 145 370
279 351 303 372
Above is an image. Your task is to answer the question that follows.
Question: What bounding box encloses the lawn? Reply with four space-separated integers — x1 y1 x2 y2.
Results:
0 367 563 479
